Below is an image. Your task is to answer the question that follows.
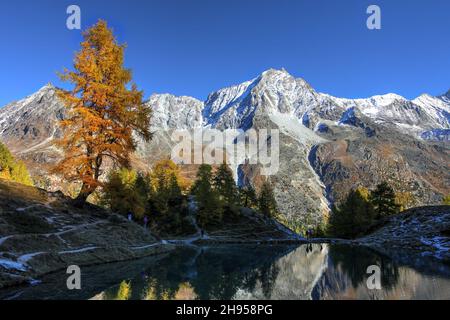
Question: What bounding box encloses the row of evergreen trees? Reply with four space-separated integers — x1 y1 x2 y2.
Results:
100 159 190 235
0 141 33 186
100 160 278 234
327 182 402 239
191 163 278 228
98 162 449 239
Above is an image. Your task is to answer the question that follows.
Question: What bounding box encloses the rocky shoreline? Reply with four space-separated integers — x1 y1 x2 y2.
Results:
358 206 450 262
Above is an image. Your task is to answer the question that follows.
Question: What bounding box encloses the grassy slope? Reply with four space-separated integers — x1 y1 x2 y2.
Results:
0 179 172 289
0 179 299 289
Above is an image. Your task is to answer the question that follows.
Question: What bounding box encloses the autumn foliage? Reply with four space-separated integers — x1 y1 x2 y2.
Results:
0 141 33 186
54 20 151 203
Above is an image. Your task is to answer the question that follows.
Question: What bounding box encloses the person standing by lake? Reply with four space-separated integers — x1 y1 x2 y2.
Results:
307 228 313 240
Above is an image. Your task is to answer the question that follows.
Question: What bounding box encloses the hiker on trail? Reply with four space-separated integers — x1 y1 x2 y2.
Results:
143 215 149 229
128 212 133 222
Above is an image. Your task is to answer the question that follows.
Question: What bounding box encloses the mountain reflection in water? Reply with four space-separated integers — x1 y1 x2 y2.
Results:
2 244 449 300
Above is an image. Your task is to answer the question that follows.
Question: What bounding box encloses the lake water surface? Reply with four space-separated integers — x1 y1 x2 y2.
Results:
1 244 449 300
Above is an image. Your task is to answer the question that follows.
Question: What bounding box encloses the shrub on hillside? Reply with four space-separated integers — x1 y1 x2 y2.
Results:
0 141 33 186
327 187 376 239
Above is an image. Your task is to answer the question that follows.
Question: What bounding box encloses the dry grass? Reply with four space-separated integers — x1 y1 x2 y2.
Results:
0 178 48 203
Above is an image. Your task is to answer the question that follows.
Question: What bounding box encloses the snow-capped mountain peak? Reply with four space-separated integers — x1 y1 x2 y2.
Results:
1 68 449 144
0 83 64 154
366 93 406 106
0 83 60 132
0 71 448 227
202 68 320 129
441 89 450 102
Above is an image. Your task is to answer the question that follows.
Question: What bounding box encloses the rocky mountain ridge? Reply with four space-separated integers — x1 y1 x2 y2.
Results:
0 68 449 227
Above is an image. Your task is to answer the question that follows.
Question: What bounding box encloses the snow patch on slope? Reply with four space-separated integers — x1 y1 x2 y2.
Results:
269 112 327 145
0 259 27 272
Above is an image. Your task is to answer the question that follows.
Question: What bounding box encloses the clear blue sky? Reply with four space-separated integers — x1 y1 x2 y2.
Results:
0 0 449 106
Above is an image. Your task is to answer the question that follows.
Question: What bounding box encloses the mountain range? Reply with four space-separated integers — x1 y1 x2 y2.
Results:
0 68 449 228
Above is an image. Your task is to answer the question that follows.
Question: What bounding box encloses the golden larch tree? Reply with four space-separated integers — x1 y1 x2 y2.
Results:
54 20 151 203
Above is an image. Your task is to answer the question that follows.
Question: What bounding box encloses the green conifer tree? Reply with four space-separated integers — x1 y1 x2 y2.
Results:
149 159 185 216
102 170 127 213
192 164 221 227
134 173 151 201
101 168 146 219
168 173 182 200
370 182 400 218
213 163 239 206
239 184 258 208
258 180 278 218
328 188 376 239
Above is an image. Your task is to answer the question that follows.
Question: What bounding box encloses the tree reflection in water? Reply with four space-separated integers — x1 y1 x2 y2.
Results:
3 243 448 300
328 245 400 290
98 243 450 300
102 245 289 300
